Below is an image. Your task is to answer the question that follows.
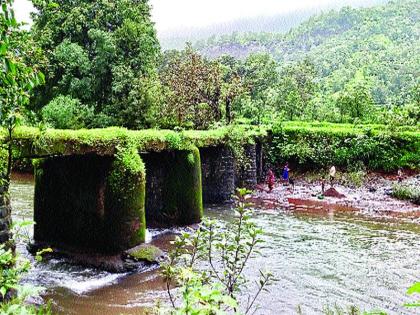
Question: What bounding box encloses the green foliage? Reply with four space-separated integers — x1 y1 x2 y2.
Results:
267 121 420 171
159 45 223 129
41 95 94 129
391 184 420 205
335 70 375 123
31 0 160 129
160 188 274 314
195 0 419 123
276 58 319 121
405 282 420 308
1 0 44 186
0 222 51 314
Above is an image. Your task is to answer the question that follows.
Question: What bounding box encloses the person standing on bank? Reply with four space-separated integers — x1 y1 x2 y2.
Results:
282 162 290 184
329 165 336 187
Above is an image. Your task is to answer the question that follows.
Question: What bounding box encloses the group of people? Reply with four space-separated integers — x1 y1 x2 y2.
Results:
266 163 292 192
265 163 337 193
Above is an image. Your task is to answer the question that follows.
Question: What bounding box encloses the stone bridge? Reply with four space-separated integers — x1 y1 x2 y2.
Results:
0 126 266 254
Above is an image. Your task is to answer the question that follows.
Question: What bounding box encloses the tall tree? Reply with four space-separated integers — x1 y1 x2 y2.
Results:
159 45 222 129
31 0 161 129
1 0 44 187
336 70 375 122
276 59 318 120
242 53 279 124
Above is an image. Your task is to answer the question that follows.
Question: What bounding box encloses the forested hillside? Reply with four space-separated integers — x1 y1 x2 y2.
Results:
196 0 419 107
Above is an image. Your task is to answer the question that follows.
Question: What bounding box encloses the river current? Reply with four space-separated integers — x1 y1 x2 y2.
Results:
9 174 420 314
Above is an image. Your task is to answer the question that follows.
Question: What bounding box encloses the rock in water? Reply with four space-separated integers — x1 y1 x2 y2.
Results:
125 244 165 263
324 188 345 198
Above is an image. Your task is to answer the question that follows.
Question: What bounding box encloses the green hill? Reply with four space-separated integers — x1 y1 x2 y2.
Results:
196 0 419 106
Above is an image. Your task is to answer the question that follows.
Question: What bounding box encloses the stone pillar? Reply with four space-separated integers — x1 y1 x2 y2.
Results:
34 153 146 254
200 146 235 204
235 144 258 189
255 141 264 183
142 146 203 227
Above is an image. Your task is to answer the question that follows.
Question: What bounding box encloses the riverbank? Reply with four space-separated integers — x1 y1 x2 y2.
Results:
251 172 420 222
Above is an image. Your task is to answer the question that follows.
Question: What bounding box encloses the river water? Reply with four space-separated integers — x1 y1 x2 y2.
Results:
9 175 420 314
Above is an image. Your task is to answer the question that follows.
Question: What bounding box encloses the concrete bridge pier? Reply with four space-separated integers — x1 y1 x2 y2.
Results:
200 146 235 204
235 144 258 189
34 153 146 254
142 146 203 227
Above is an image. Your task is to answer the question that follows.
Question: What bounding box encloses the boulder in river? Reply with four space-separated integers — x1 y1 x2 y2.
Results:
324 188 346 198
125 244 165 263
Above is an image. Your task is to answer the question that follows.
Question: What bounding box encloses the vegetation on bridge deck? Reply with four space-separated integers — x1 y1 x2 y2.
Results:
3 125 266 157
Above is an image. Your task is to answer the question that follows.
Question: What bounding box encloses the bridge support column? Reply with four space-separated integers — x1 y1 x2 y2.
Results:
235 144 258 189
142 146 203 227
34 152 146 254
200 146 235 204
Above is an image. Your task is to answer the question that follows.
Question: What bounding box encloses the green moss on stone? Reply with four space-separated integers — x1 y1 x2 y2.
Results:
162 146 203 225
127 244 164 263
107 142 146 246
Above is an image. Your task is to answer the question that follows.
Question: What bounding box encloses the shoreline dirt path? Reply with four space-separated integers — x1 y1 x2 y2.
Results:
251 173 420 222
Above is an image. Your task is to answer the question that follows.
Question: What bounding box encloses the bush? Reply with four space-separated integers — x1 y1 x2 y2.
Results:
266 121 420 171
392 184 420 205
41 95 94 129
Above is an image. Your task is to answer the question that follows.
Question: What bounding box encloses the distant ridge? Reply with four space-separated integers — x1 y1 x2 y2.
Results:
159 0 386 50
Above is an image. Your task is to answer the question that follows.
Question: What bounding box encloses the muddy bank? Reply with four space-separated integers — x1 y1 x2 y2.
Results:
251 172 420 222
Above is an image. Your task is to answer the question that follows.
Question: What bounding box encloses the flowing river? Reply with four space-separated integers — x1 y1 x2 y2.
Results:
9 174 420 314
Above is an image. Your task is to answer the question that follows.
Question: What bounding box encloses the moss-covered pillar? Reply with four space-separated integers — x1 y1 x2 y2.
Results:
142 146 203 227
200 146 235 204
34 149 146 254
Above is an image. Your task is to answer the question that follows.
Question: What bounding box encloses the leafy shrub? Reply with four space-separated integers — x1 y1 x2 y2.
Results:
392 184 420 205
41 95 94 129
160 189 274 314
267 121 420 171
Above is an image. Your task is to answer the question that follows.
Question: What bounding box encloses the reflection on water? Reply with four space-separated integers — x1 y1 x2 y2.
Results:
9 175 420 315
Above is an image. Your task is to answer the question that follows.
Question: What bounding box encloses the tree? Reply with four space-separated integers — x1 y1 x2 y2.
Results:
218 55 247 124
159 45 223 129
242 53 279 124
31 0 161 129
1 0 44 188
276 59 318 120
336 70 375 122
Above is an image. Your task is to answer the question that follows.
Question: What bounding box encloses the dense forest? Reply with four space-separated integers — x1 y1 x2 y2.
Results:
159 0 386 50
196 0 419 119
2 0 419 132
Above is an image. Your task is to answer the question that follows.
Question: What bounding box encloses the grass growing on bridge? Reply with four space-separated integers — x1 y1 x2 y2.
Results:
1 122 419 170
6 125 266 157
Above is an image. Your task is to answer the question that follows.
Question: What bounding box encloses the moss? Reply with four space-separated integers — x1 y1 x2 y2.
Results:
107 142 146 246
155 146 203 226
127 244 163 263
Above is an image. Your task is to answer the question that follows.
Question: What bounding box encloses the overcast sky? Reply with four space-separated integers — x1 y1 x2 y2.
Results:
14 0 351 33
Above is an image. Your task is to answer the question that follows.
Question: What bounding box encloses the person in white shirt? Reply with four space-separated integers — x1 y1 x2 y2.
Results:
329 165 336 186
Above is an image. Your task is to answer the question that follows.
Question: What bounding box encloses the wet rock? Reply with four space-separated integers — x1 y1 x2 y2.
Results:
324 188 345 198
368 186 377 193
125 244 165 263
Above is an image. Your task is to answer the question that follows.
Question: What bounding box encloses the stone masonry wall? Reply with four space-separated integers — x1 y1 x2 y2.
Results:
200 146 236 204
235 144 258 189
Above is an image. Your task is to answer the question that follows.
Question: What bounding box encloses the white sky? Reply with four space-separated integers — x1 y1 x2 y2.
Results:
14 0 339 33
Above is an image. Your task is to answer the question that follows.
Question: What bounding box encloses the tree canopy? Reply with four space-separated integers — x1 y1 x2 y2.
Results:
31 0 161 129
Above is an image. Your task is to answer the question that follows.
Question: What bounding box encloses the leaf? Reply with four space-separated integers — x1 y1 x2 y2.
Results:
407 282 420 295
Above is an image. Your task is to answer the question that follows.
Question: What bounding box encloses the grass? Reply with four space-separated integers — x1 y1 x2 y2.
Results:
3 124 266 158
392 184 420 205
